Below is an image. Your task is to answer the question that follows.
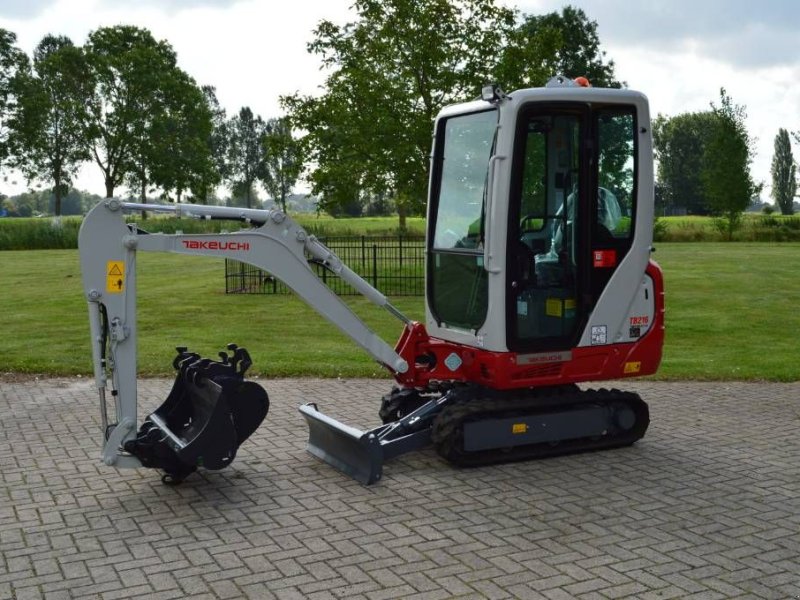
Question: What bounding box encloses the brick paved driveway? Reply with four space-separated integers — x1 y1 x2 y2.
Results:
1 378 798 600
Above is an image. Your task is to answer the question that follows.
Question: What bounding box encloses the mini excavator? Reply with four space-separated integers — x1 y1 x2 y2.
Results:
79 76 663 485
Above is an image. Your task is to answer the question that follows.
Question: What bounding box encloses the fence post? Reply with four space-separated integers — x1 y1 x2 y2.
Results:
361 235 366 270
372 243 378 290
225 259 230 293
399 236 403 269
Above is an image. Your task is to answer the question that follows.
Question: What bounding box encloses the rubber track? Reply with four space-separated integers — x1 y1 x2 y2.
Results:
431 387 649 467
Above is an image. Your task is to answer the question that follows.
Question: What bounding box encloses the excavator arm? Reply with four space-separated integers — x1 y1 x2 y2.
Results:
78 198 409 475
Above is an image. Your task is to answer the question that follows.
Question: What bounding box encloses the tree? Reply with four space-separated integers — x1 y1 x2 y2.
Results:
701 89 758 240
770 128 795 215
0 29 29 170
653 111 717 215
261 117 303 212
283 0 515 227
187 85 227 204
83 26 180 199
223 106 268 209
285 1 623 227
147 72 215 203
496 6 620 90
10 35 91 216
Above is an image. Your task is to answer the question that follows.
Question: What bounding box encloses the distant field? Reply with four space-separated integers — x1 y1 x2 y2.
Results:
0 212 425 250
656 213 800 242
3 210 800 249
1 243 798 381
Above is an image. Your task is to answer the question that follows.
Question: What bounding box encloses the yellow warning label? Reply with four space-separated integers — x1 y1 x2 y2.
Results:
564 298 576 310
106 260 124 294
512 423 528 434
624 361 642 374
545 298 562 317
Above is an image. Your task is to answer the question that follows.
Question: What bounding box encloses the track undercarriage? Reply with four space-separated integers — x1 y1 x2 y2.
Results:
300 383 649 484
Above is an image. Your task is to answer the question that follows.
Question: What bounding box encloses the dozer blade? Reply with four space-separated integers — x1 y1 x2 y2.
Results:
299 403 384 485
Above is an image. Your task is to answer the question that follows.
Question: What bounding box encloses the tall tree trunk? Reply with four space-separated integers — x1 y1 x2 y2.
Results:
140 175 148 219
54 175 62 217
105 177 114 199
246 184 251 209
397 201 407 231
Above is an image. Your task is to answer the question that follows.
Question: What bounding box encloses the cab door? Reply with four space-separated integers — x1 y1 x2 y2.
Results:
588 107 638 304
505 103 640 352
505 104 590 352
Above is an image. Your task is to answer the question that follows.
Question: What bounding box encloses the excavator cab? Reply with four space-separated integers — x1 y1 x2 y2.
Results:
427 80 650 357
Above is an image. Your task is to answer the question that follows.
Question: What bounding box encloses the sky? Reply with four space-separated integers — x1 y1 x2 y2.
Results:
0 0 797 202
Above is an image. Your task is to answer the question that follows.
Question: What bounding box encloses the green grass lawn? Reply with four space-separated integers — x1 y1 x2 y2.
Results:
1 243 798 380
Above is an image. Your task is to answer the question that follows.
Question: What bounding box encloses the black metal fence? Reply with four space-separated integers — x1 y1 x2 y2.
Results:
225 235 425 296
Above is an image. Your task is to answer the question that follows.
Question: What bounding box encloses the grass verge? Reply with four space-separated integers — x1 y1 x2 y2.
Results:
0 243 797 380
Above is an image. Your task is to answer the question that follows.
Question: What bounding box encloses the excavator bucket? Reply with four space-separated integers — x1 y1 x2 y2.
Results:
125 346 269 483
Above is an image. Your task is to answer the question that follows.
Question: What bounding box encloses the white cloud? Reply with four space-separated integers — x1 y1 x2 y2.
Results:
514 0 800 198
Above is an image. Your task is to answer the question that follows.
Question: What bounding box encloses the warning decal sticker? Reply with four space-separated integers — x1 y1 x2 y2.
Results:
624 361 642 374
106 260 124 294
593 249 617 268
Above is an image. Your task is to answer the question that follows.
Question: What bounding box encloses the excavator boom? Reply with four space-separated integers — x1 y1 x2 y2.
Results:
79 198 410 479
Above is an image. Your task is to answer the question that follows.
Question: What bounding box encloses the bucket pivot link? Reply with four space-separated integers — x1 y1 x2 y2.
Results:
124 344 269 484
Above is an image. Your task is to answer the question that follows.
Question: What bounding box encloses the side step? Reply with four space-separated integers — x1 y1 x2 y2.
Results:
125 345 269 483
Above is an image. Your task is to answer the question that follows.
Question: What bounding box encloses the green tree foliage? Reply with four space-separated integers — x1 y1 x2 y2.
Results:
284 1 621 226
770 128 795 215
10 35 91 216
0 29 29 169
227 180 260 209
283 0 515 227
497 6 620 90
83 26 180 199
701 89 758 240
653 111 717 215
223 106 268 209
261 117 303 212
147 71 214 203
1 188 102 216
188 85 227 204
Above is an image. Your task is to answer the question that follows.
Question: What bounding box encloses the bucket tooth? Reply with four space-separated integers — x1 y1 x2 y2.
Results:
299 403 383 485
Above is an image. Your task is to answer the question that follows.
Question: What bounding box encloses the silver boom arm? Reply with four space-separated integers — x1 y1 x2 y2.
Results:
78 198 409 467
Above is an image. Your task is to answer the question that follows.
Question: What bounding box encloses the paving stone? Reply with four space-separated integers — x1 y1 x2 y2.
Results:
0 378 799 599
